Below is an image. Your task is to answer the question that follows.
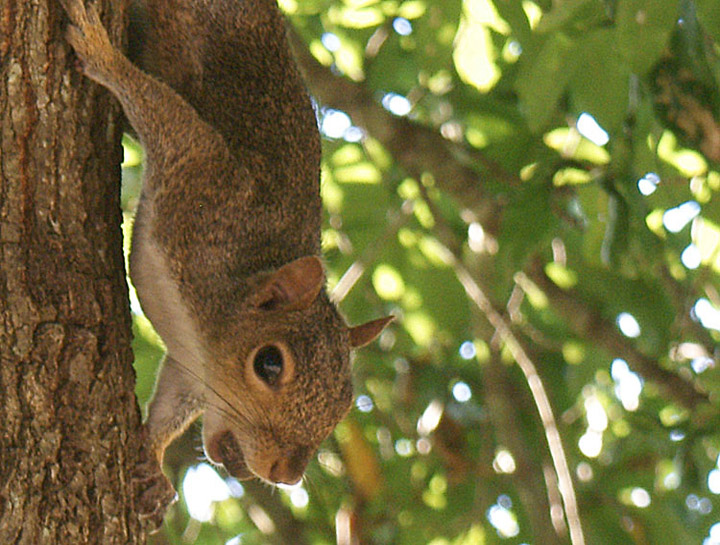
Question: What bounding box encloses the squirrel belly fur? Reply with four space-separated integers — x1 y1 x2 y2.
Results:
58 0 392 523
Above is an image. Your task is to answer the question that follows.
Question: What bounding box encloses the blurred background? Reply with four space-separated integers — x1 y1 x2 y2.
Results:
124 0 720 543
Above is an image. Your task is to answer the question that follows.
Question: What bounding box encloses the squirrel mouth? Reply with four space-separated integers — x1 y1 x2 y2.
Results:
210 431 254 480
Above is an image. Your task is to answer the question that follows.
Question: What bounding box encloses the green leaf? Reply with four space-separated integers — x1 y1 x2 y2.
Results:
569 29 630 134
515 33 577 131
615 0 679 76
499 181 556 267
696 0 720 44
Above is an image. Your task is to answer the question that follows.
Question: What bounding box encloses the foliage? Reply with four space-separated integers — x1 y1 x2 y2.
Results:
125 1 720 543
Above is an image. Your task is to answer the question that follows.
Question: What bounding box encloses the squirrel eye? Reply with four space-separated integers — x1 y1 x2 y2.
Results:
253 345 284 386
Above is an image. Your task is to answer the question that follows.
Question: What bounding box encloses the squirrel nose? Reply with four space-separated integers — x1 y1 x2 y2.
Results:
269 446 311 485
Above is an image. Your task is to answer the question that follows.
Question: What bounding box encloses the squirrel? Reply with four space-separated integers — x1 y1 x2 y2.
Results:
58 0 393 526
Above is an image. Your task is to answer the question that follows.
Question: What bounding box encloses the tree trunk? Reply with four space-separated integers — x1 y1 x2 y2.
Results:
0 0 147 542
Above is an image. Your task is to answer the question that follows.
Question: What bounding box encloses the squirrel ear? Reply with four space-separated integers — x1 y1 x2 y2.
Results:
253 256 325 311
348 316 394 348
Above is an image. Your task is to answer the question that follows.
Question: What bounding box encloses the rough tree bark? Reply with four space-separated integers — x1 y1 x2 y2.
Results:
0 0 148 543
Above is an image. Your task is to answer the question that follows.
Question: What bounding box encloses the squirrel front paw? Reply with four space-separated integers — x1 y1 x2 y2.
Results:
133 458 177 533
58 0 117 84
133 447 178 533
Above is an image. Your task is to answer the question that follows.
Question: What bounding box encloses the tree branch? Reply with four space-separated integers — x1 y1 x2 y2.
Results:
288 28 504 235
526 257 709 411
453 261 586 545
482 354 569 545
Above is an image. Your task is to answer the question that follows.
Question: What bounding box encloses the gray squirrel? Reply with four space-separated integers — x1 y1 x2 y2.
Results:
58 0 392 526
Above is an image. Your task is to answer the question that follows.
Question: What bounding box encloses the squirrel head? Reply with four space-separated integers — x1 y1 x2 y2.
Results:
200 256 392 485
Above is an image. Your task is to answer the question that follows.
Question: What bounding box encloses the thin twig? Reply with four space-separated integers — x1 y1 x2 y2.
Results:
452 261 586 545
412 183 585 544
